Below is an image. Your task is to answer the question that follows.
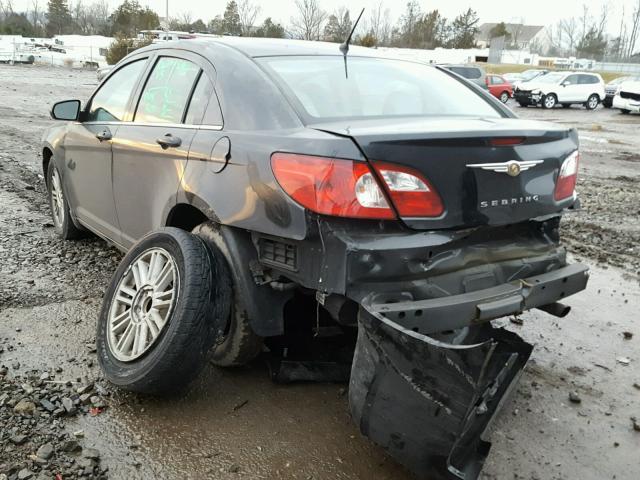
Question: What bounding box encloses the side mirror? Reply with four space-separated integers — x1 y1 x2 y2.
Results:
51 100 81 121
561 81 569 87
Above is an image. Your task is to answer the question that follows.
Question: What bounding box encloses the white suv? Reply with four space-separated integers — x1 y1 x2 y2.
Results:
514 71 605 110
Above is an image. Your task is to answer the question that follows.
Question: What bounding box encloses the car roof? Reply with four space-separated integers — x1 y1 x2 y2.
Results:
139 36 400 59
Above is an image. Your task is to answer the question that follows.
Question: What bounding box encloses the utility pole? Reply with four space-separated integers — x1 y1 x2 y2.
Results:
166 0 169 25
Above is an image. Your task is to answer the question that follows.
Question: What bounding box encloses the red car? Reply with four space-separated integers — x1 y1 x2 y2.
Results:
486 74 513 103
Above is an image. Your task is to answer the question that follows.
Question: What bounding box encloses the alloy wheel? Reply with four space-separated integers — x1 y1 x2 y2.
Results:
50 167 65 228
500 92 509 103
588 96 598 109
544 95 556 109
107 247 179 362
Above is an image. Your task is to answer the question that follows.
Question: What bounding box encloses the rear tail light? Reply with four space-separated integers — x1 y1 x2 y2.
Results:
554 150 579 201
372 162 444 217
271 153 445 220
270 153 394 219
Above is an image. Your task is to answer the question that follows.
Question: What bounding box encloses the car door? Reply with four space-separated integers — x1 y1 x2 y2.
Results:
491 75 505 97
486 75 497 96
111 52 204 248
62 58 148 244
560 74 581 102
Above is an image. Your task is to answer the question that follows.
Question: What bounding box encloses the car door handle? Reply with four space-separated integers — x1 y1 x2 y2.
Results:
156 134 182 149
95 129 112 142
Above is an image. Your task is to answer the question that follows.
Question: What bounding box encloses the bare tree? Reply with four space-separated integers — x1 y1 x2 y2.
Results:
73 0 92 35
30 0 42 30
0 0 15 20
87 0 110 35
369 0 383 42
546 22 565 55
290 0 327 40
560 17 578 54
180 11 193 27
628 0 640 57
238 0 260 36
379 7 392 46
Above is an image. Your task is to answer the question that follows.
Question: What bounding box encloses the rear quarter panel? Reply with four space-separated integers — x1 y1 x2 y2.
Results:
178 128 365 240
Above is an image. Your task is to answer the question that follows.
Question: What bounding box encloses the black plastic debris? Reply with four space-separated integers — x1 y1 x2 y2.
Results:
350 308 533 480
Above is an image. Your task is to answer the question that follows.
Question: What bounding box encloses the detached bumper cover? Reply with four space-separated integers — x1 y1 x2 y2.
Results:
362 263 589 334
349 263 588 479
350 310 533 480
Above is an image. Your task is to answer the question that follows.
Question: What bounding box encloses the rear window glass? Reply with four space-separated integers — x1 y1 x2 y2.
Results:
259 56 500 121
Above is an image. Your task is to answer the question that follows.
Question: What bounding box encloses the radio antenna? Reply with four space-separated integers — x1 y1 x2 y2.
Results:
339 8 365 79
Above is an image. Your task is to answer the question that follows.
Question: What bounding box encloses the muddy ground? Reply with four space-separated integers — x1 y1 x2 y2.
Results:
0 64 639 480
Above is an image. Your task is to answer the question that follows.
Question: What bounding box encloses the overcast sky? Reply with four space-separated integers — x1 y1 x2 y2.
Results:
9 0 638 35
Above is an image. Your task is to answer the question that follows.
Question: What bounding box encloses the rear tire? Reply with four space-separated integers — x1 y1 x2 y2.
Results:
97 228 222 394
586 94 599 110
499 91 509 103
46 160 83 240
542 94 557 109
192 222 264 367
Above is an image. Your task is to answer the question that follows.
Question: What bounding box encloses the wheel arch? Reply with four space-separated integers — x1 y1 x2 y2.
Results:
165 201 290 337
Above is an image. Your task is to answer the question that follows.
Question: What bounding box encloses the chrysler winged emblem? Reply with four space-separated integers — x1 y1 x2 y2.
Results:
467 160 543 177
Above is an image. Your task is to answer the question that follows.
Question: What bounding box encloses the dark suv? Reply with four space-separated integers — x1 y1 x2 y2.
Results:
441 64 489 89
42 37 588 480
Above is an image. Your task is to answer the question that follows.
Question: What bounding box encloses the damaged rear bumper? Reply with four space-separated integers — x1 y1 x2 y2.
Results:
349 263 588 479
350 309 533 480
362 263 589 334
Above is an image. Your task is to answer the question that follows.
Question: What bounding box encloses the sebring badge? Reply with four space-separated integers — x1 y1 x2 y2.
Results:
466 160 544 177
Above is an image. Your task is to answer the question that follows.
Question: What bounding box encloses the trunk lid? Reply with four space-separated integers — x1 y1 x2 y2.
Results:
313 117 578 230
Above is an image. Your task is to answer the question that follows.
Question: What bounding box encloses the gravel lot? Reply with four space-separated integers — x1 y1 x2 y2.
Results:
0 64 639 480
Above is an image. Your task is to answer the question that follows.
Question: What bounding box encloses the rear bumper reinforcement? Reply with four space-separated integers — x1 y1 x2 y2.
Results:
350 309 533 480
361 263 589 335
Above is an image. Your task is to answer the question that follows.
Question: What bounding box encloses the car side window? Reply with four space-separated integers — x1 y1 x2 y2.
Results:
184 72 222 126
564 75 580 85
491 76 503 85
135 56 201 124
86 60 146 122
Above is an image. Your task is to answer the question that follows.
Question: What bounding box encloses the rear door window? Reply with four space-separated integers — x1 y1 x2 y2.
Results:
135 57 201 124
87 59 146 122
184 73 222 126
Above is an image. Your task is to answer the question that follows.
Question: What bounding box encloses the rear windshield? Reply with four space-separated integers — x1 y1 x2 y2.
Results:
258 56 500 121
